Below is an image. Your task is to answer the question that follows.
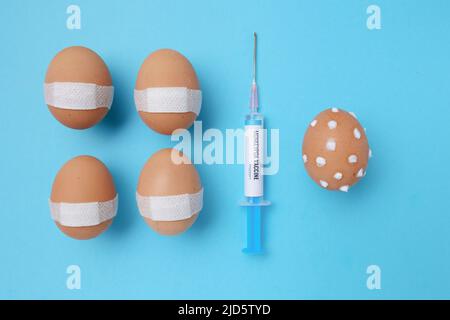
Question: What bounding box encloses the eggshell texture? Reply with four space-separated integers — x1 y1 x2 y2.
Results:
137 148 202 235
135 49 200 134
45 46 112 129
51 156 116 239
302 108 370 191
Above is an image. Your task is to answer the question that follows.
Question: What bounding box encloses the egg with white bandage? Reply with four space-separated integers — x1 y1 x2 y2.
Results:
136 148 203 235
50 156 117 239
134 49 201 135
302 108 371 192
44 46 113 129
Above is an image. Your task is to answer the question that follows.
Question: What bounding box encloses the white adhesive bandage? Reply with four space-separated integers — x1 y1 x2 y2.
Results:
136 188 203 222
44 82 114 110
49 194 118 227
134 87 202 115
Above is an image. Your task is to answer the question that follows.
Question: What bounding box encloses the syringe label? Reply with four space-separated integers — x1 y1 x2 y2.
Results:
244 124 264 197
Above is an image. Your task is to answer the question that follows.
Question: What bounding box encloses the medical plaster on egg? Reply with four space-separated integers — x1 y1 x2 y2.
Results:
134 49 202 135
50 156 117 240
136 148 203 235
44 46 113 129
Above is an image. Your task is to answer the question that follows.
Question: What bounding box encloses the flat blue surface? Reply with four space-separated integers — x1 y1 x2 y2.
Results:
1 0 450 299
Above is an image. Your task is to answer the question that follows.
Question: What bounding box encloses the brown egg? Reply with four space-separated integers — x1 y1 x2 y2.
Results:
302 108 371 192
44 46 113 129
50 156 117 239
137 148 203 235
134 49 201 135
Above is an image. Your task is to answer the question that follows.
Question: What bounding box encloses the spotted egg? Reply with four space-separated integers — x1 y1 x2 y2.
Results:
302 108 371 192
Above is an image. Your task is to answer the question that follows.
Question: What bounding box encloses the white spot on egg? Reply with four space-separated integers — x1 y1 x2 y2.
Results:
339 185 349 192
326 139 336 151
357 168 364 178
349 112 357 118
353 128 361 139
348 154 358 164
316 156 326 167
320 180 329 188
369 149 372 158
327 120 337 130
331 107 339 113
303 154 308 163
334 172 343 180
310 119 317 127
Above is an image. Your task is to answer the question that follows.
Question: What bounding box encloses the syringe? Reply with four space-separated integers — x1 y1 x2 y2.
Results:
241 32 270 254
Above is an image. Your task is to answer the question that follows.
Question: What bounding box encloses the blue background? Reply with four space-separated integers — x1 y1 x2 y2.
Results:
1 0 449 299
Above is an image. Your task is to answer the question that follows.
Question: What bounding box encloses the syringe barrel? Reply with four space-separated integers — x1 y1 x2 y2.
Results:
244 112 264 198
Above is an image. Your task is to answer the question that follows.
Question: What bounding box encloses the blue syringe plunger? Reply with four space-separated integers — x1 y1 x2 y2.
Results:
241 198 270 254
